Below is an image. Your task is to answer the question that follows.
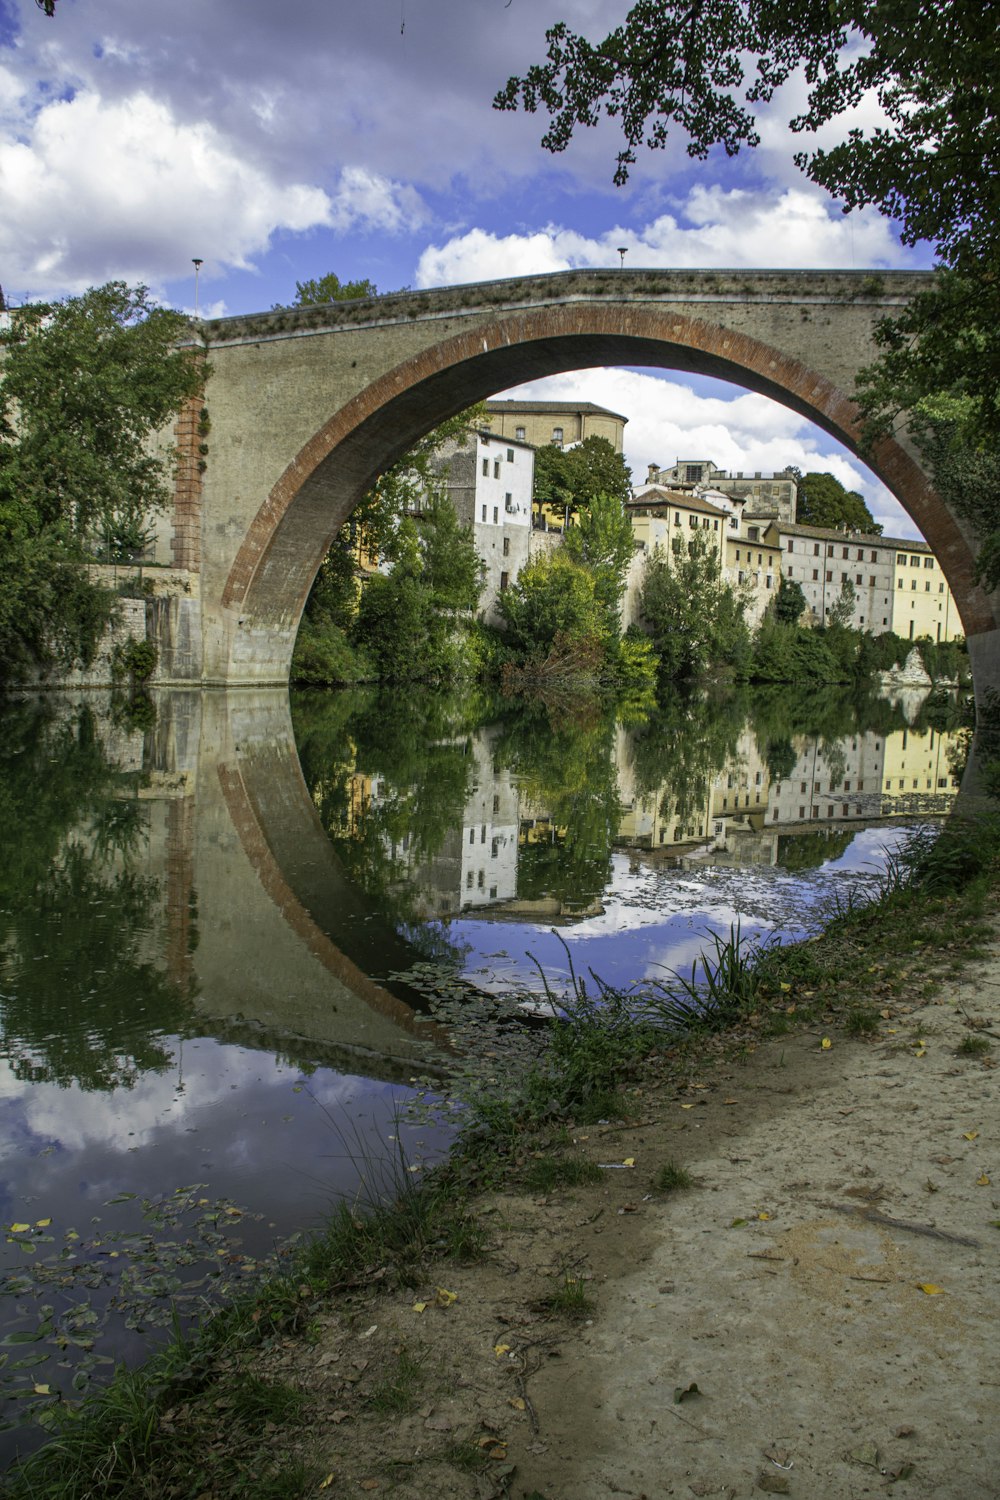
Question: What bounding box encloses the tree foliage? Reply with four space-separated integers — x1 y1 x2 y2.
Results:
275 272 380 309
638 534 751 682
562 490 635 620
0 283 202 678
533 435 632 518
497 550 609 657
773 577 806 625
795 472 879 535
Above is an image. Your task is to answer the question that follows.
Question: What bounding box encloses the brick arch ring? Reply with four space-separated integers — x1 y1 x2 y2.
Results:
222 302 995 641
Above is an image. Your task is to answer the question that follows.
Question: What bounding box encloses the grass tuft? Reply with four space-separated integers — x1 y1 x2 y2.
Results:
653 1161 694 1193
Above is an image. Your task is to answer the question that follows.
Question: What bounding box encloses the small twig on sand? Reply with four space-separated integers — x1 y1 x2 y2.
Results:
826 1201 979 1247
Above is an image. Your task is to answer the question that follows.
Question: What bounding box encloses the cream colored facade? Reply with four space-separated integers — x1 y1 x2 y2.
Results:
725 518 783 625
890 542 963 642
621 487 729 630
881 725 963 800
483 400 627 454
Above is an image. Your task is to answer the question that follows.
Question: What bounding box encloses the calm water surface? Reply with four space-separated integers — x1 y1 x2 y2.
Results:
0 682 965 1450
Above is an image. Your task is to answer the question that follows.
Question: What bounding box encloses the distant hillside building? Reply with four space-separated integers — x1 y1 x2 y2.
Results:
646 460 798 524
484 399 627 453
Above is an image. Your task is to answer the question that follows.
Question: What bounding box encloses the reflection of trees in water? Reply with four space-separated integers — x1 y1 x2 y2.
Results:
492 699 622 907
0 704 190 1092
776 828 856 872
625 689 747 829
292 688 483 961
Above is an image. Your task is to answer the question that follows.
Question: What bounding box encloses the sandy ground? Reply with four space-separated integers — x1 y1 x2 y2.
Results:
266 926 1000 1500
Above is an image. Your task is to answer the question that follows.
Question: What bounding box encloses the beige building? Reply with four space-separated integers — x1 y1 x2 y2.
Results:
621 486 729 629
890 540 963 642
483 399 627 454
645 460 798 523
725 518 782 625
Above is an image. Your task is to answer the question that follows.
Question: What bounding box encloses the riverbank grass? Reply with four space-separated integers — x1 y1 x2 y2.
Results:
5 812 1000 1499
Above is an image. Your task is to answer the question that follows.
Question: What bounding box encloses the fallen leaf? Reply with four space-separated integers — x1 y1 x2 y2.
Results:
757 1211 771 1221
435 1287 458 1307
32 1383 50 1396
729 1217 747 1228
914 1048 927 1058
916 1283 944 1295
680 1103 696 1110
963 1131 979 1141
673 1381 701 1404
821 1038 832 1050
412 1302 427 1314
848 1440 880 1469
318 1475 336 1490
977 1173 991 1186
622 1158 635 1168
494 1343 511 1357
9 1224 29 1234
779 982 792 993
509 1397 526 1411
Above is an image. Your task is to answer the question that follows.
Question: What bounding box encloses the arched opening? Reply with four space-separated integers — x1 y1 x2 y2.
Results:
220 303 995 685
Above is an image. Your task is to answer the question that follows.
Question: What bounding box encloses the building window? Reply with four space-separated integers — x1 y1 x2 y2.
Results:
689 515 698 528
506 448 514 462
493 460 501 479
926 580 932 591
826 570 832 582
939 582 945 593
748 526 760 542
924 556 934 568
504 491 512 509
827 544 834 556
766 574 773 589
515 425 525 440
787 539 794 552
673 512 681 525
897 578 903 589
897 553 907 564
870 575 876 586
812 568 819 580
843 547 850 559
481 504 486 522
910 554 921 566
468 828 475 845
735 549 741 560
842 571 848 582
552 426 563 444
502 536 510 556
481 458 489 477
787 566 793 576
493 794 500 813
500 571 509 591
856 574 863 585
856 549 864 561
870 551 877 562
493 506 498 525
912 579 918 590
814 543 820 556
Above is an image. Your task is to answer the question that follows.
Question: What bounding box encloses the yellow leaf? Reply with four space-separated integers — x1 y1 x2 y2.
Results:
914 1048 926 1058
9 1224 29 1234
412 1302 427 1314
32 1383 50 1395
34 1219 51 1229
757 1211 771 1221
779 983 792 993
494 1343 511 1357
319 1476 336 1491
680 1103 695 1110
977 1173 991 1186
916 1283 944 1295
963 1131 979 1141
821 1038 832 1050
435 1287 458 1307
509 1397 526 1411
622 1158 635 1168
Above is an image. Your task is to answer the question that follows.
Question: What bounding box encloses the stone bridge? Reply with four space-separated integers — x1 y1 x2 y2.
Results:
158 268 1000 695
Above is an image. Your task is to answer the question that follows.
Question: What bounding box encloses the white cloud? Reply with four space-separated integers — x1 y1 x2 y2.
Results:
494 367 922 539
416 184 906 288
0 84 423 299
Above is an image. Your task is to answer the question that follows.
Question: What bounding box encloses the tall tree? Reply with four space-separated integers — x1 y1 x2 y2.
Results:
796 473 880 534
0 283 202 677
638 534 751 682
533 435 632 519
562 490 635 620
275 272 379 309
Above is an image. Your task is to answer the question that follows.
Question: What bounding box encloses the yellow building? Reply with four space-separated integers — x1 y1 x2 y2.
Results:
725 518 783 625
621 487 729 628
890 541 963 642
483 399 627 454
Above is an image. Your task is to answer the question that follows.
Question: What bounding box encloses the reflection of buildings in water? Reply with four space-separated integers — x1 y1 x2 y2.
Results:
615 722 964 871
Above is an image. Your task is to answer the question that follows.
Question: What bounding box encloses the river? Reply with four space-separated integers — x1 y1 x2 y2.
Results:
0 680 966 1453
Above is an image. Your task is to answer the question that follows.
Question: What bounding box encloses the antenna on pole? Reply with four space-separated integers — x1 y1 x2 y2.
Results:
617 246 628 268
192 259 203 317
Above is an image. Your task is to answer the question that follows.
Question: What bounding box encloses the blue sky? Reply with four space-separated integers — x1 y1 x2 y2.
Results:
0 0 930 536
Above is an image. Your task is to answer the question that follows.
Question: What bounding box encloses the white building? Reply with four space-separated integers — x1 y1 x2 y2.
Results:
431 431 534 625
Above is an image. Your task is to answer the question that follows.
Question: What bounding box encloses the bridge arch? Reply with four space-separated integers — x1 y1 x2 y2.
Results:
217 299 996 686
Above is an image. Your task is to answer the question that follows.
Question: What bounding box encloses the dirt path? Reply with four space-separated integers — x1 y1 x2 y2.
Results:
274 930 1000 1499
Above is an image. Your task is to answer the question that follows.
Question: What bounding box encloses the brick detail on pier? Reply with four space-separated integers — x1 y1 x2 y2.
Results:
170 394 205 572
